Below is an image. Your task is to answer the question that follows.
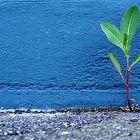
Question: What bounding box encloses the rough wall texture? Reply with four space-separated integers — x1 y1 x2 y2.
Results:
0 0 140 108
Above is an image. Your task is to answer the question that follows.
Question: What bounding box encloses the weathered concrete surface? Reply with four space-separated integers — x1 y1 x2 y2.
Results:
0 111 140 140
0 0 140 108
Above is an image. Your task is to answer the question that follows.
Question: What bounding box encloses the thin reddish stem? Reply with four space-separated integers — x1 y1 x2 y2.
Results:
126 58 133 112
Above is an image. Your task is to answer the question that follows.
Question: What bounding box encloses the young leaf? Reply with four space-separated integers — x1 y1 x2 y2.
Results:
123 33 128 48
100 22 124 50
123 33 130 58
130 53 140 70
120 6 139 48
108 51 125 81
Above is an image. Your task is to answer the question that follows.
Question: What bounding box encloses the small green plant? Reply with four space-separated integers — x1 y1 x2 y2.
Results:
100 6 140 112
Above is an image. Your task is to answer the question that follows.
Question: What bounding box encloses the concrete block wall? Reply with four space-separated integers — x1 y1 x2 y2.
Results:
0 0 140 109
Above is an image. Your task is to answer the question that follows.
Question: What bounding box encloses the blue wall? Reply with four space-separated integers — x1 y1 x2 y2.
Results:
0 0 140 109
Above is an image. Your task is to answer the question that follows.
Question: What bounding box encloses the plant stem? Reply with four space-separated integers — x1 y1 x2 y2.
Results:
126 58 133 112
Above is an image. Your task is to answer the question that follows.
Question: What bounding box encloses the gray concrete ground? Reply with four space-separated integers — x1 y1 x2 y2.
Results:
0 110 140 139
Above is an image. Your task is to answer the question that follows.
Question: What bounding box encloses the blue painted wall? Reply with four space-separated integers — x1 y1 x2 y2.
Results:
0 0 140 109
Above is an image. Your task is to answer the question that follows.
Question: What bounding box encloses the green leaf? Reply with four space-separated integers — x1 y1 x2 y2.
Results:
120 6 139 48
123 33 130 58
108 52 125 81
100 22 124 50
123 33 128 48
130 53 140 70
